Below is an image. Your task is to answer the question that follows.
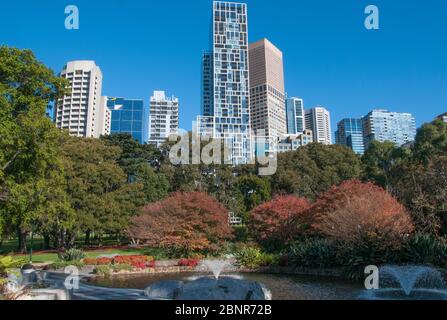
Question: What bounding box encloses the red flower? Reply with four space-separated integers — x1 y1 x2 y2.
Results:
177 258 199 267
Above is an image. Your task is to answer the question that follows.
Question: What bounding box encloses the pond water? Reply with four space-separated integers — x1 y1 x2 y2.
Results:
87 272 365 300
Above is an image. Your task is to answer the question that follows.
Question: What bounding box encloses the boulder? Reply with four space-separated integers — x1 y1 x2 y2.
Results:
144 280 184 300
145 277 271 300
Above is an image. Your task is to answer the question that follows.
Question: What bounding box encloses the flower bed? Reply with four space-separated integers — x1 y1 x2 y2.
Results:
83 255 154 269
177 258 199 268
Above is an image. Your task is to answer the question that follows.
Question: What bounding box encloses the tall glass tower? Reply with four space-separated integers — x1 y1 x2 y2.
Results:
108 97 149 144
199 1 252 164
286 97 305 135
335 118 365 155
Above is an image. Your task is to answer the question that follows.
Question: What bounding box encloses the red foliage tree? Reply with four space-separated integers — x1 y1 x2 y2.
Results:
128 192 233 253
249 195 311 247
310 180 414 247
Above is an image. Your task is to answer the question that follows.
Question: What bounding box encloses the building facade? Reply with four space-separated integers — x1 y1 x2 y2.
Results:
362 109 416 148
305 106 332 145
335 118 365 155
198 1 252 164
249 38 286 150
437 112 447 123
149 91 179 147
106 97 148 144
277 130 313 153
286 97 305 135
54 61 105 138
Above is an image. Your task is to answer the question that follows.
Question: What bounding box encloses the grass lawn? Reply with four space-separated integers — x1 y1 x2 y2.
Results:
1 238 170 263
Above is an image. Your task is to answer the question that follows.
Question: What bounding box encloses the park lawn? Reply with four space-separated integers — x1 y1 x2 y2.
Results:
5 247 170 263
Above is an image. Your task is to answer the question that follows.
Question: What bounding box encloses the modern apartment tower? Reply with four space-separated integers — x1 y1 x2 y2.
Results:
149 91 179 147
362 109 417 149
198 1 252 164
335 118 365 155
249 38 286 150
54 61 105 138
106 97 149 144
305 106 332 145
286 97 305 135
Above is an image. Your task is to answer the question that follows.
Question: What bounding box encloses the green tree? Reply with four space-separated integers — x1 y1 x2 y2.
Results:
236 175 271 212
61 135 143 247
0 47 66 251
271 143 362 200
362 141 408 190
413 117 447 162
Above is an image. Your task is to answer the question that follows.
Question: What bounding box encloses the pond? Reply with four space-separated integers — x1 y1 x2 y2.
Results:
87 272 365 300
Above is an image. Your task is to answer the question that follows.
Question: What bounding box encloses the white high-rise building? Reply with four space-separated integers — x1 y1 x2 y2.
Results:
305 106 332 145
54 61 105 138
362 109 416 149
198 1 252 164
100 96 111 136
149 90 179 147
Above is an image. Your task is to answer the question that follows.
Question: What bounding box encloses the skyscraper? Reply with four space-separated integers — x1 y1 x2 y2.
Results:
305 106 332 145
201 52 213 117
335 118 365 155
198 1 252 164
286 97 305 135
149 90 179 147
362 109 416 148
249 38 286 149
54 61 105 138
107 97 149 144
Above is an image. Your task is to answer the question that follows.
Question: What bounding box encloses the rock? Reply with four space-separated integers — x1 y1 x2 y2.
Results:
144 280 184 300
15 289 69 300
153 277 271 300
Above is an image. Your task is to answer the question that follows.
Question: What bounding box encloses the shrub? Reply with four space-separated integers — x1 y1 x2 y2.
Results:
249 195 311 249
0 256 25 276
311 180 413 248
0 278 7 294
234 247 278 269
82 257 99 265
94 265 111 276
58 248 86 262
177 258 199 268
50 261 84 270
402 234 447 266
112 264 133 272
129 192 233 254
83 255 154 268
287 238 337 268
95 257 113 265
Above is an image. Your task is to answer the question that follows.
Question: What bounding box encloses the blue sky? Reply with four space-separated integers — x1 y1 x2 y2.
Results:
1 0 446 133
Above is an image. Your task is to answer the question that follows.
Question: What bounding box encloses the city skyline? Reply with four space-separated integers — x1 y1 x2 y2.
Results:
1 0 446 138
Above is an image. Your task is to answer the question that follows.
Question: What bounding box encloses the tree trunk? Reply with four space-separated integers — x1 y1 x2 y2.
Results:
43 235 50 250
17 229 28 254
84 230 91 246
59 230 65 251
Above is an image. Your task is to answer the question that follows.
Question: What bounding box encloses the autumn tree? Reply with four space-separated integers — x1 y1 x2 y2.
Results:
311 180 414 248
128 192 233 255
249 195 311 249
